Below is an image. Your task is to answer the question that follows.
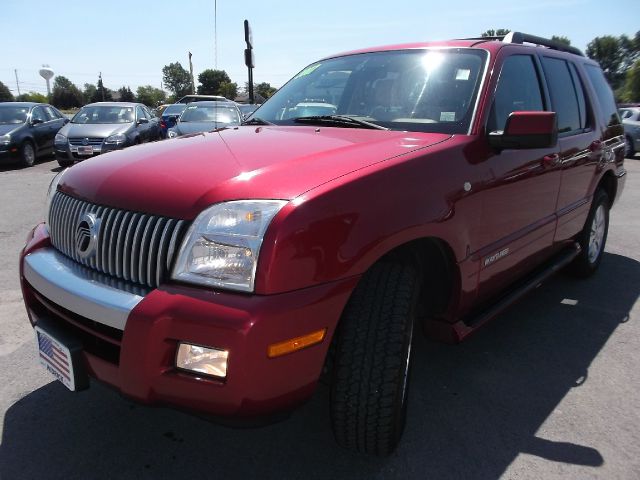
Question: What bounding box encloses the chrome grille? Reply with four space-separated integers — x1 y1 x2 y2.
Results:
69 137 104 146
48 191 187 288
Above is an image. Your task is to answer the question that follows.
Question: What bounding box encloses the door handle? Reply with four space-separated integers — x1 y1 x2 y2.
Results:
543 154 560 168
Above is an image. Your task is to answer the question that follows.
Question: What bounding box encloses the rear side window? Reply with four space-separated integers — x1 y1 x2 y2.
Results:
489 55 544 132
584 65 621 128
541 57 585 135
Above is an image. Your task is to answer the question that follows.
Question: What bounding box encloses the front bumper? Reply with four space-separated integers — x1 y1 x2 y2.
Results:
0 145 19 163
55 141 126 162
20 223 357 417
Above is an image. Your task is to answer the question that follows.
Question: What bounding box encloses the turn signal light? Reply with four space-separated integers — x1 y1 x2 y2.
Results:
267 329 327 358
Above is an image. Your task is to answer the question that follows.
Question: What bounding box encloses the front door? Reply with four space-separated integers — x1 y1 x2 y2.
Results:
475 52 562 303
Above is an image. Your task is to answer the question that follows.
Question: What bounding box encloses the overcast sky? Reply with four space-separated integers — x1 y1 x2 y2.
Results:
2 0 638 96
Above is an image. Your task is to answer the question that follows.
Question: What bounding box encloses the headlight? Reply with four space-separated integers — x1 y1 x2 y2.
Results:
0 134 10 146
172 200 287 292
45 169 67 223
54 133 67 144
168 130 178 138
104 133 127 145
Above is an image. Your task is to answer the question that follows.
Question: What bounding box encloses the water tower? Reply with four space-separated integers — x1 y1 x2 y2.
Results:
39 65 54 97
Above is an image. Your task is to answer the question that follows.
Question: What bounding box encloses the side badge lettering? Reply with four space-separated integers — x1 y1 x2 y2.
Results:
483 248 509 268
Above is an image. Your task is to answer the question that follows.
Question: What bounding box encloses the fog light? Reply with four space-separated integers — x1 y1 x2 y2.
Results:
176 343 228 378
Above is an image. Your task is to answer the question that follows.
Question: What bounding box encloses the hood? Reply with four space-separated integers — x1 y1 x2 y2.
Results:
175 122 226 136
60 126 450 219
60 122 131 138
0 124 22 136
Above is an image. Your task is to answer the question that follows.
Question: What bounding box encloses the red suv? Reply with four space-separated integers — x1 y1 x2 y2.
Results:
20 32 626 456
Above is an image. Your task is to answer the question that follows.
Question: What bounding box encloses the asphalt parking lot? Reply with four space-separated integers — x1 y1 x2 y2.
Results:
0 155 638 479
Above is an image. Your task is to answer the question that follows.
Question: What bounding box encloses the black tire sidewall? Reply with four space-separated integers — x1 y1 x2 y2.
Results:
20 142 35 167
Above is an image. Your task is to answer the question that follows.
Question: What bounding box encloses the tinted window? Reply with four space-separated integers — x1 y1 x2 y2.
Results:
43 106 60 121
0 106 29 124
164 104 186 116
31 106 47 123
569 63 588 130
584 65 621 128
541 57 582 134
136 106 148 121
489 55 544 132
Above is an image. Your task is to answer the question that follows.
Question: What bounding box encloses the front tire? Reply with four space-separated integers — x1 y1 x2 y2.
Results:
20 141 36 167
330 262 419 456
568 189 610 277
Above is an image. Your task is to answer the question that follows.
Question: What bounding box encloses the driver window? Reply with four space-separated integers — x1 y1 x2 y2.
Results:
136 106 147 121
31 106 47 123
488 55 544 132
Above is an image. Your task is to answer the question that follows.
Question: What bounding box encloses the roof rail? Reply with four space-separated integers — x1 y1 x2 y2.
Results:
502 31 584 56
460 32 584 57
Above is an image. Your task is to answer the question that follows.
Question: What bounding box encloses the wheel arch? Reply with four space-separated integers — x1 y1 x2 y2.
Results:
597 169 617 207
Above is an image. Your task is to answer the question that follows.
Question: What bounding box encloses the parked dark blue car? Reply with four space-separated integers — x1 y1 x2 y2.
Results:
0 102 68 167
159 104 187 139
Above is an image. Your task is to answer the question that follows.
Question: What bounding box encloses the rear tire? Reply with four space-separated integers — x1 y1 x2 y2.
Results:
330 262 419 456
568 189 610 277
20 141 36 167
625 135 635 158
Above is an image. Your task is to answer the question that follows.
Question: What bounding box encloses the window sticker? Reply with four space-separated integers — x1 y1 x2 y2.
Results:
440 111 456 122
455 69 471 81
295 63 321 79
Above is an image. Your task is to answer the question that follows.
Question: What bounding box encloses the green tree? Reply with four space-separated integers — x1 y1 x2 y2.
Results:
218 81 238 99
51 75 84 108
91 77 113 102
162 62 192 98
255 82 277 99
197 69 231 95
551 35 571 46
83 83 97 104
586 35 627 88
621 60 640 102
118 86 136 102
481 29 510 37
136 85 167 106
0 81 14 102
15 91 48 103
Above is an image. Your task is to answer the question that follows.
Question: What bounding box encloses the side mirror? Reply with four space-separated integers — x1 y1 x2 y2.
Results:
137 117 149 125
488 111 557 151
31 118 44 125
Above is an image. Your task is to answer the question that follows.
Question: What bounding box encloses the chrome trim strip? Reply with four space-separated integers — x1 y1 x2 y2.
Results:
23 249 144 331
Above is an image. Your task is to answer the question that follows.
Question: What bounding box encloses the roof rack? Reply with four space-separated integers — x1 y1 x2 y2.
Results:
463 32 584 57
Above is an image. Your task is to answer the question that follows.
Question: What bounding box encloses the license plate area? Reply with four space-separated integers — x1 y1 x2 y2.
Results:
77 146 94 155
35 320 89 391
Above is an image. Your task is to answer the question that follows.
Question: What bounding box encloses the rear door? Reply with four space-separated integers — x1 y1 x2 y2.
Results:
476 51 562 302
539 55 602 243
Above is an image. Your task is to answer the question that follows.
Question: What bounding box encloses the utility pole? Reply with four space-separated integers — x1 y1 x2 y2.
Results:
14 69 20 96
214 0 217 70
188 51 195 94
244 20 255 104
99 72 105 101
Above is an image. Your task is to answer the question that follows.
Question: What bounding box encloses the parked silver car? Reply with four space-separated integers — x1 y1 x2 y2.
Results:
54 102 160 167
167 101 242 138
620 106 640 158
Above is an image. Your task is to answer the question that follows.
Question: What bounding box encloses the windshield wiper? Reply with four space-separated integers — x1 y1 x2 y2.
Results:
241 117 274 126
293 115 388 130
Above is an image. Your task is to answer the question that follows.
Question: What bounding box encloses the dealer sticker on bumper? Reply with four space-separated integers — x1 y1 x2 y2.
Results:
35 326 76 391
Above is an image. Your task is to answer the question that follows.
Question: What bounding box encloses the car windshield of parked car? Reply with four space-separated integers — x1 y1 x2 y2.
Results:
72 106 135 124
164 104 187 116
0 106 29 124
255 49 487 134
180 105 241 125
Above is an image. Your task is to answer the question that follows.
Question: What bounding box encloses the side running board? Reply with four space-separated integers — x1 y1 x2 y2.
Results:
464 243 581 329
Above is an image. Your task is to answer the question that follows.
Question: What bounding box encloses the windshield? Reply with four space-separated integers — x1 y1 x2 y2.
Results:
256 48 487 133
164 104 186 116
0 106 29 125
180 105 241 125
72 106 135 124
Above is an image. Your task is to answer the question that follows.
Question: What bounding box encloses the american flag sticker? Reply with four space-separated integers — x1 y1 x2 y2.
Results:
35 327 75 391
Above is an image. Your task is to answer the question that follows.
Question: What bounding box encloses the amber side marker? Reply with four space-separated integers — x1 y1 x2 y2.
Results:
267 328 327 358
